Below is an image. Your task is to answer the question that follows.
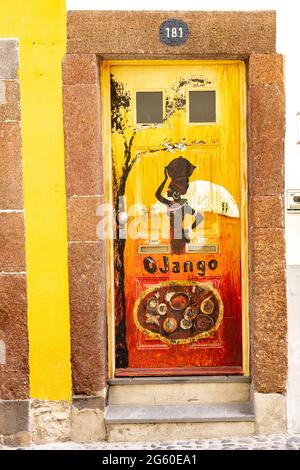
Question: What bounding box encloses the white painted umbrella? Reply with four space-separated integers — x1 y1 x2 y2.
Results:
185 180 239 218
152 180 239 218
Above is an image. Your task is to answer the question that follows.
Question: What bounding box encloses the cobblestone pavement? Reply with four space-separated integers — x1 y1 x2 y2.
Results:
7 434 300 450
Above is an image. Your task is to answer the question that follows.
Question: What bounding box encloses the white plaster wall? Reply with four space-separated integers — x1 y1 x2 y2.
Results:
67 0 300 432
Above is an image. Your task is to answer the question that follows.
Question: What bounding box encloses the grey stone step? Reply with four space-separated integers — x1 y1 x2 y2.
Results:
108 375 251 385
108 379 250 405
105 402 255 424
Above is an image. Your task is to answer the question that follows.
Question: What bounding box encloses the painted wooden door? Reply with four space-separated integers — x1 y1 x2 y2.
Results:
109 62 246 376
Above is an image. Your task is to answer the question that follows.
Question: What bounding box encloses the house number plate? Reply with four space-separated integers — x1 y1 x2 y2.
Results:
159 19 189 46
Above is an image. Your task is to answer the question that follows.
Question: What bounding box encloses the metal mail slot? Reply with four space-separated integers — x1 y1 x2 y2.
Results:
287 190 300 211
186 243 219 254
138 245 171 254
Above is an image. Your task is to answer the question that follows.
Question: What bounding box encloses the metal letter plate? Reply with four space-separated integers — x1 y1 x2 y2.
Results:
287 190 300 211
138 245 171 254
186 243 219 254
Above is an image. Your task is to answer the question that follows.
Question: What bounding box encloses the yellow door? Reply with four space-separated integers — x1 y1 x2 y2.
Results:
103 61 247 376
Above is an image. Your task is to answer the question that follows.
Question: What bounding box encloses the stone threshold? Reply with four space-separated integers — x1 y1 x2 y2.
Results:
105 402 255 424
108 375 251 385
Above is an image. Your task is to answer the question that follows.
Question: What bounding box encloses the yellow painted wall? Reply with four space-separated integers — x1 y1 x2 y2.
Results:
0 1 71 400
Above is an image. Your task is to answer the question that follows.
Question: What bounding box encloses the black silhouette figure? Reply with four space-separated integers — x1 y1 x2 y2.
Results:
155 156 203 254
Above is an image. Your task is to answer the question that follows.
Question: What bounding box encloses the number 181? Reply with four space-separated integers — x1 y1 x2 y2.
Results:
165 27 183 38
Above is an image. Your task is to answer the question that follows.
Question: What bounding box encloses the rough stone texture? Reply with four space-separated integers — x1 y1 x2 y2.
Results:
63 52 106 399
251 270 287 393
62 54 102 198
0 37 28 406
249 196 284 228
0 80 5 104
0 121 23 210
0 212 26 272
62 54 98 85
7 433 300 450
67 196 103 241
251 228 285 274
107 421 255 442
68 242 107 395
67 11 276 57
0 400 29 435
250 231 287 394
71 396 106 442
63 83 103 196
30 400 71 444
72 395 105 411
0 80 21 121
0 275 29 399
254 393 286 434
249 85 285 197
249 54 284 86
0 39 19 79
0 431 30 447
0 339 5 364
248 54 286 394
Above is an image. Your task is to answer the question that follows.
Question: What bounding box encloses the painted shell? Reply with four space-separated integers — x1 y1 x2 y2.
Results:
183 306 198 321
157 303 167 316
169 292 190 311
163 317 177 333
200 298 215 315
147 297 158 312
180 318 192 330
195 314 214 332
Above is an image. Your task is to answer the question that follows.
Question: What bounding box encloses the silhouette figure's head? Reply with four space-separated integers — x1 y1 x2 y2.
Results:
165 156 196 198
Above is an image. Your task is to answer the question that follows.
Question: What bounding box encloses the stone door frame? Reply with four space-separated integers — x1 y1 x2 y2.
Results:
62 11 286 405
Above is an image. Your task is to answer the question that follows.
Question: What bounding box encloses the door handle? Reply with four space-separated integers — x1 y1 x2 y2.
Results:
117 211 128 225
